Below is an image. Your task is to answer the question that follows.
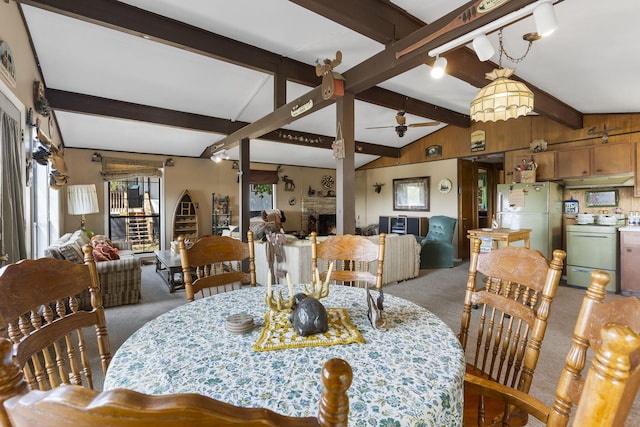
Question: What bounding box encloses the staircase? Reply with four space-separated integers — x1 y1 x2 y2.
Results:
127 215 152 248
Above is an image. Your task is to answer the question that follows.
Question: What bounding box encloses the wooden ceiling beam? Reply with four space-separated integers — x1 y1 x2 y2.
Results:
22 0 464 132
289 0 424 43
46 89 394 157
297 0 582 129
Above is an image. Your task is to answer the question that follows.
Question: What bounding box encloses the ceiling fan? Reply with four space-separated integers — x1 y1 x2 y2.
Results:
366 110 440 137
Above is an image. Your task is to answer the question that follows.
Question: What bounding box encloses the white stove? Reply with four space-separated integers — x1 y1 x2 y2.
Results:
566 224 619 292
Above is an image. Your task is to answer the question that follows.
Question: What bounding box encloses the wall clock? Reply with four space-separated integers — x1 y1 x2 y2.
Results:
438 178 452 194
321 175 334 189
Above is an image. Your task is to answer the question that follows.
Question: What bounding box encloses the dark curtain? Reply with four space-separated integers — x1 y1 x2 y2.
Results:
1 110 27 262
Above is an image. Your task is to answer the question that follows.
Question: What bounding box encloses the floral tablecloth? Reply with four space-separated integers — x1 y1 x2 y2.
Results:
104 285 464 426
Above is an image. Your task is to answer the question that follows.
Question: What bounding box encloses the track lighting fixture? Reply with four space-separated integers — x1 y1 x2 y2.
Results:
533 1 558 37
210 149 230 163
430 55 447 79
472 34 495 62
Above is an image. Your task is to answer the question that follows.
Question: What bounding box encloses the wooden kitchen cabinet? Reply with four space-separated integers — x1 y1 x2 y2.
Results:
620 229 640 295
531 151 556 180
510 151 556 181
557 147 591 178
593 142 634 175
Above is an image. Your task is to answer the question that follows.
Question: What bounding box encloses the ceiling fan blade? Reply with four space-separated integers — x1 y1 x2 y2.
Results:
365 125 396 129
407 121 440 128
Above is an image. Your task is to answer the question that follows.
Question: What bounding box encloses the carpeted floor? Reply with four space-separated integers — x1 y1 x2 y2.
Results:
97 261 639 426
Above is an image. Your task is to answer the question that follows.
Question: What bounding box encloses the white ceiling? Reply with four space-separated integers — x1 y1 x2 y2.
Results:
19 0 640 169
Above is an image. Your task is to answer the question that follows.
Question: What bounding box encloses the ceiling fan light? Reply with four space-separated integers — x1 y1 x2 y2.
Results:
430 56 447 79
533 1 557 37
470 68 534 122
472 34 495 62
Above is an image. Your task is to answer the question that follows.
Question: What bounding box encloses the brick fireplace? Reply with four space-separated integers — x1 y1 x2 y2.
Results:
301 197 336 235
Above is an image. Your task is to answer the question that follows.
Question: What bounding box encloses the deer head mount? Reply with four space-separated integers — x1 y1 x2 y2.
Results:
373 183 385 193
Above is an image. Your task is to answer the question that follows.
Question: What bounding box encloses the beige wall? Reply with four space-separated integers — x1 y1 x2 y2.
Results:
63 148 335 248
356 158 459 254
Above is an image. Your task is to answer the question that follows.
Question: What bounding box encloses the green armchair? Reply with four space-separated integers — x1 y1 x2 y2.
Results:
416 216 457 269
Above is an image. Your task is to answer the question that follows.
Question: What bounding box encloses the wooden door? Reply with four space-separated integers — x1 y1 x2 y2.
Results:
458 159 475 259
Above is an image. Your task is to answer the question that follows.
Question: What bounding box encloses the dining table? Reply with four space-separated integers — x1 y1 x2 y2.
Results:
104 284 465 426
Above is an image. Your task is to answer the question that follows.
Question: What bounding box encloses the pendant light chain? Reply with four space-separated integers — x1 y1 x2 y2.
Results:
498 29 535 66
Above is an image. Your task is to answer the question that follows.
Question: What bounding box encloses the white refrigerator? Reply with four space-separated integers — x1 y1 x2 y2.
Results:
496 181 563 260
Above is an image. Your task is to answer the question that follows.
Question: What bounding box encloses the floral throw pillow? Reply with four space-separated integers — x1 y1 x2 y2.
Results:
92 243 120 262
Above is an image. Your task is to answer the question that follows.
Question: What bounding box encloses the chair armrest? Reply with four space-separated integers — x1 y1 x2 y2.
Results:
112 240 132 251
94 256 140 273
464 373 550 423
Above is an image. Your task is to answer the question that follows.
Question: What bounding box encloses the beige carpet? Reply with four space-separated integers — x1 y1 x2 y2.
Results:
97 262 640 426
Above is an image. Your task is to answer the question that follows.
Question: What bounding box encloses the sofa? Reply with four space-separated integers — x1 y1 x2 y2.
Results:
44 230 142 308
253 233 420 286
415 215 457 269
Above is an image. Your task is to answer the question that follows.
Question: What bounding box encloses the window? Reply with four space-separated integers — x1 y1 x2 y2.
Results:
108 177 160 254
249 183 275 218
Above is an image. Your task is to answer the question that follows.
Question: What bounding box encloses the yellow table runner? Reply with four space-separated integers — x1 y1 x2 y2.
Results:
253 308 364 352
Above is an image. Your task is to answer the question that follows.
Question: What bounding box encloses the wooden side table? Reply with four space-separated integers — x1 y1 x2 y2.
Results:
467 228 532 250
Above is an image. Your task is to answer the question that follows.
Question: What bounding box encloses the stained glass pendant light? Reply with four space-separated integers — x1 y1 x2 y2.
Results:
470 67 534 122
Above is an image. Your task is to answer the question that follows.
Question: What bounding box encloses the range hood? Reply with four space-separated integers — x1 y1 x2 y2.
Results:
563 174 635 189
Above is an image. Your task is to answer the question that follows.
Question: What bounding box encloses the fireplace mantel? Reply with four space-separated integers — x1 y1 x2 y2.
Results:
301 197 336 234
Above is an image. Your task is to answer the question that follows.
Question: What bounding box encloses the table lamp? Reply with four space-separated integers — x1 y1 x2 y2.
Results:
67 184 99 231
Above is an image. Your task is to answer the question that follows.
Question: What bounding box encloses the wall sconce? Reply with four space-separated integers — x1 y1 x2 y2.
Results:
165 158 175 167
91 152 102 162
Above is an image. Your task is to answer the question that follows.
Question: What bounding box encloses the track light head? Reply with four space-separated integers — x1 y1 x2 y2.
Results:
472 34 495 62
533 1 557 37
430 55 447 79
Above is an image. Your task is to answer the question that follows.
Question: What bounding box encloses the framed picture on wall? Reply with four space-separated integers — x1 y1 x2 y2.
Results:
393 176 430 211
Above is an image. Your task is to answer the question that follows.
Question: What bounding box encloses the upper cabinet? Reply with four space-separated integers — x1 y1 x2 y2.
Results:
593 143 634 175
531 151 557 181
556 142 634 179
557 147 591 179
510 151 557 181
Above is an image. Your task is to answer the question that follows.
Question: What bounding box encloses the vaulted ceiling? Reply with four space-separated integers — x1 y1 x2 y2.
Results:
17 0 640 168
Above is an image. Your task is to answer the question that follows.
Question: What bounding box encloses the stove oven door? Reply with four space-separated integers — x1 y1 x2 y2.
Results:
566 229 618 292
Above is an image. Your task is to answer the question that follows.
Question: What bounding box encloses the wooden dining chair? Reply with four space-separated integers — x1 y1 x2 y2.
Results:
310 232 385 289
464 270 640 427
0 336 352 427
461 237 566 426
178 231 256 302
0 245 111 391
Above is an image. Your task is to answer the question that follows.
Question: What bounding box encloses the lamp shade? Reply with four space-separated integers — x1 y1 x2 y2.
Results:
470 68 534 122
67 184 99 215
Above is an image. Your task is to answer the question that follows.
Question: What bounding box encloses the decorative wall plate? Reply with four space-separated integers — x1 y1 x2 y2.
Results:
438 178 452 194
321 175 334 189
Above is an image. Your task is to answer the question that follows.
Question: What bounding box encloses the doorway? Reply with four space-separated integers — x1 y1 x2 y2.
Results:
457 156 503 259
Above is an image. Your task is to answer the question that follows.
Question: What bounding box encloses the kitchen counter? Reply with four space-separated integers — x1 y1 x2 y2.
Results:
619 226 640 232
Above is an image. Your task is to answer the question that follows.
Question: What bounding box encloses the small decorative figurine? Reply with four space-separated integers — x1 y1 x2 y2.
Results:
289 293 328 336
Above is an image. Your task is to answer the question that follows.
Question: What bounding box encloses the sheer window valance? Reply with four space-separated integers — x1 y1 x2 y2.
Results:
100 157 164 181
